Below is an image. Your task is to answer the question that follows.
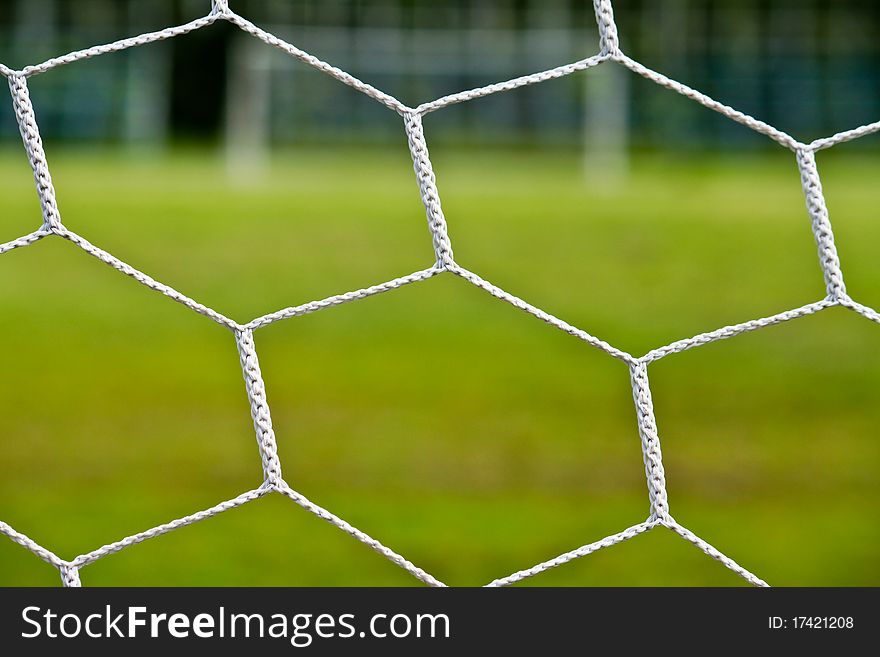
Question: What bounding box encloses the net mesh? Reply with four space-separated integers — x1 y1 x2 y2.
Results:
1 0 878 588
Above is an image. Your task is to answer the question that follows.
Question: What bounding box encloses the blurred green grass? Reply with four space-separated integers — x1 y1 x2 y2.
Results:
0 145 877 586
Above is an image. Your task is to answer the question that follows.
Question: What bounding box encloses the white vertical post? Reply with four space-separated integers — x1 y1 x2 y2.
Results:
123 0 171 150
225 33 272 182
585 0 628 185
583 63 629 185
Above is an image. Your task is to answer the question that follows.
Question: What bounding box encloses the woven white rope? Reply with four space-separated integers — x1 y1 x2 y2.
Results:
246 267 442 331
70 486 272 572
236 329 282 485
59 564 81 587
0 520 65 568
9 75 63 231
0 0 876 587
20 15 222 78
224 12 411 115
414 54 610 115
797 150 847 298
274 481 445 587
55 227 242 330
614 53 805 151
641 298 837 364
211 1 231 18
448 264 635 363
839 296 880 324
594 0 620 55
485 519 658 587
404 113 455 267
809 120 880 151
662 519 769 587
0 227 51 255
630 363 669 522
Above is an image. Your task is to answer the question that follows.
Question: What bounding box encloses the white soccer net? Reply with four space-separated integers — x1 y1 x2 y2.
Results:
1 0 878 588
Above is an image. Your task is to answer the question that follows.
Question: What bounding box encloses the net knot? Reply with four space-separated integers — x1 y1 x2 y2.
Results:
211 0 231 17
60 564 82 587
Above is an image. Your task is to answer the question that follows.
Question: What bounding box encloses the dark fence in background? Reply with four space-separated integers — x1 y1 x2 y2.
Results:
0 0 878 149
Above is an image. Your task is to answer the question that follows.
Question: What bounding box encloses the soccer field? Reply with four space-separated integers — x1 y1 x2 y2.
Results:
0 146 877 586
